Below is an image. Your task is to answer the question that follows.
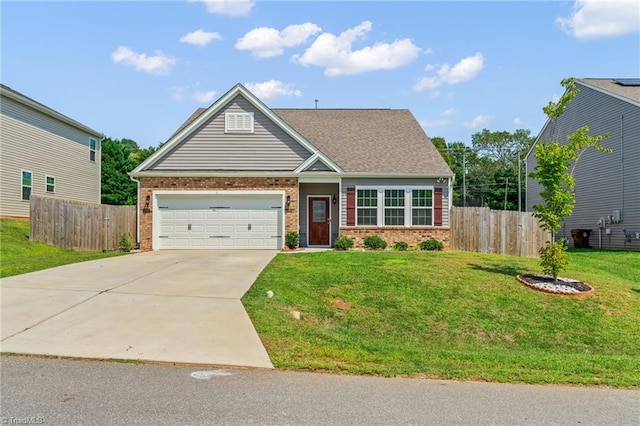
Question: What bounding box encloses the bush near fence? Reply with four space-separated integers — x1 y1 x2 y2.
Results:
29 195 136 251
451 207 550 258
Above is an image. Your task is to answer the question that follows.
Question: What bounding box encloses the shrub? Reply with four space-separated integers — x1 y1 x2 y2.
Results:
285 231 299 250
419 238 444 251
363 235 387 250
118 232 135 252
333 236 354 251
393 241 409 251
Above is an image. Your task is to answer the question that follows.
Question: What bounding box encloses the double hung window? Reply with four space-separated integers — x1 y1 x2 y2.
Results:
355 186 434 227
21 171 32 201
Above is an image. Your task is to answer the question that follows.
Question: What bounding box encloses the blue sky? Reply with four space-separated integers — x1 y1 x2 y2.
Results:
2 1 639 148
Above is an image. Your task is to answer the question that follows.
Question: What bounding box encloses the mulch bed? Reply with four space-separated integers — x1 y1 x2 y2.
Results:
517 274 594 295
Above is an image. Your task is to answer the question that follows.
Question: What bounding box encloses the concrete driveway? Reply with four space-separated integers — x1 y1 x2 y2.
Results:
0 251 276 368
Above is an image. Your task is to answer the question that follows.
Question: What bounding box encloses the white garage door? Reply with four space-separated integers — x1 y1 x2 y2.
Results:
156 194 282 249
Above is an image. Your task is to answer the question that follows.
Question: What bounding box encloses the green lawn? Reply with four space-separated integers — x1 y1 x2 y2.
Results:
0 218 125 278
243 250 640 387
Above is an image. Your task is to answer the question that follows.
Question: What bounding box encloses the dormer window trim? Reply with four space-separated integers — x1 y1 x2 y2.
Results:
225 112 254 133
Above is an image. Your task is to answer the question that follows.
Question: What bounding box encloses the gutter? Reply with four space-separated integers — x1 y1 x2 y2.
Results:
129 171 456 179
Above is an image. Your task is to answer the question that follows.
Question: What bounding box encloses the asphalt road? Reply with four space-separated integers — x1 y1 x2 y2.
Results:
1 356 638 425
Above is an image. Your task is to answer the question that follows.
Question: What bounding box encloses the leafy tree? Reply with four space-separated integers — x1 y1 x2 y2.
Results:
130 146 156 164
101 138 161 205
472 128 535 168
529 78 610 282
472 128 535 210
431 136 452 167
120 138 140 153
101 138 138 205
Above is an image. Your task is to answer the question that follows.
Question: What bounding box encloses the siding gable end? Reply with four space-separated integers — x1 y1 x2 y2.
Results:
133 84 340 174
147 95 312 171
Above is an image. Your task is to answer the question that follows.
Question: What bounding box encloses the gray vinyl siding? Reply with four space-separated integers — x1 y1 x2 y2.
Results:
0 96 101 217
340 178 450 227
148 95 312 171
526 83 640 249
298 183 340 246
304 160 333 171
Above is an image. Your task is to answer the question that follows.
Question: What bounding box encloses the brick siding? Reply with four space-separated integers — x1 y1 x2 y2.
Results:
138 177 298 251
339 227 451 250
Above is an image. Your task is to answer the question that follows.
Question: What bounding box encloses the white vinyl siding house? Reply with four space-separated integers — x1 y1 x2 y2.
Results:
0 85 102 217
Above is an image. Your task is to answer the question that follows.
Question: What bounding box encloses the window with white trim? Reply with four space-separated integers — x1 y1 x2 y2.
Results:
384 189 405 226
225 112 254 133
411 189 433 226
355 186 434 227
46 175 55 193
21 170 32 201
89 138 96 162
356 189 377 226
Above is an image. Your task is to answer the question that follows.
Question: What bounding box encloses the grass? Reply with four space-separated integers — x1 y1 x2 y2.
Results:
0 218 125 278
243 250 640 387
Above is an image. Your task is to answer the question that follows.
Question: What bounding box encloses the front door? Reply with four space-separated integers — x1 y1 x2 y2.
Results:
309 197 330 246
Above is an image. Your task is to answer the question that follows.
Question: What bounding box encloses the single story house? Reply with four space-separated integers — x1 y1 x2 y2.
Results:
0 84 102 217
130 84 454 250
526 78 640 249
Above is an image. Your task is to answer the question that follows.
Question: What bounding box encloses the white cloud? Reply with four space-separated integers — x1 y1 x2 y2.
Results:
188 0 254 17
441 108 455 116
236 23 322 58
414 53 484 91
111 46 176 75
244 80 302 101
513 117 523 125
556 0 639 39
192 91 217 103
293 21 421 76
463 115 492 129
180 29 222 47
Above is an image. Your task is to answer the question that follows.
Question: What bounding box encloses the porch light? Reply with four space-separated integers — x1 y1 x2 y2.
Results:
332 194 337 205
286 195 291 207
143 195 151 213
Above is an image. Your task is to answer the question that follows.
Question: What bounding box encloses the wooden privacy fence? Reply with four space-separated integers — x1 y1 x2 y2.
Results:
450 207 550 258
30 195 136 251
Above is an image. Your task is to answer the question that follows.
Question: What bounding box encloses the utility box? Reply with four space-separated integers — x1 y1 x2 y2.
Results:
571 229 592 249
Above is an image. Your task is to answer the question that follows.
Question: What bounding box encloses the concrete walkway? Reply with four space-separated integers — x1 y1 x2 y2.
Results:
0 251 276 368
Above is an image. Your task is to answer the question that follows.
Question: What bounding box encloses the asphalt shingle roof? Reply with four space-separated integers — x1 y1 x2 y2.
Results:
272 108 452 174
167 102 452 175
579 78 640 103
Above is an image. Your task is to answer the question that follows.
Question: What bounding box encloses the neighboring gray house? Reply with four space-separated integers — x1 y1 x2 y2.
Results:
130 84 453 251
0 84 102 217
526 78 640 250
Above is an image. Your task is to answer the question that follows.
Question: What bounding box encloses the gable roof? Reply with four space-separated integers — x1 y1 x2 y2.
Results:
579 78 640 105
168 107 206 140
526 77 640 160
273 108 452 174
134 84 452 176
0 84 102 138
133 84 342 174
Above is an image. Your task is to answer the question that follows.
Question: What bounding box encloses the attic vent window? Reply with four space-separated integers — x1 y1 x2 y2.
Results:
225 112 254 133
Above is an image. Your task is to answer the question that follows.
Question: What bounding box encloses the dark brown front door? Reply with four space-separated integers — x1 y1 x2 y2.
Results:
309 197 330 245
